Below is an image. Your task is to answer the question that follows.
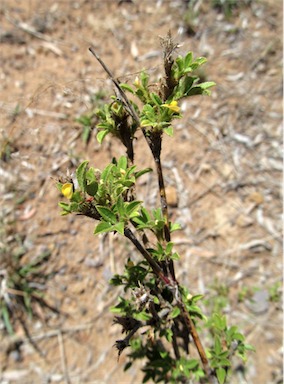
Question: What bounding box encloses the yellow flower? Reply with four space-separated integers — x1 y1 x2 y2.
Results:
162 100 180 113
134 76 141 87
61 183 74 199
126 260 134 268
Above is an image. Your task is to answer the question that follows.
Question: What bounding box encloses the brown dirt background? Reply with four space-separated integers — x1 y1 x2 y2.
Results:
0 0 283 383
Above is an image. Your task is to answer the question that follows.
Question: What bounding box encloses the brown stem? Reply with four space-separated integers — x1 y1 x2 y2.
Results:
89 46 213 381
124 227 171 286
154 154 176 281
160 31 178 101
178 301 213 381
140 129 176 281
171 324 181 360
155 155 170 241
89 47 141 127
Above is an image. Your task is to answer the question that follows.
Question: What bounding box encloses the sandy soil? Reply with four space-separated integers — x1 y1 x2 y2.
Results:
0 1 282 383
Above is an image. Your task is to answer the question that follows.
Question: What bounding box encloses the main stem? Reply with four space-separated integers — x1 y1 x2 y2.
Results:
89 46 212 380
140 128 176 282
154 154 176 281
178 302 213 381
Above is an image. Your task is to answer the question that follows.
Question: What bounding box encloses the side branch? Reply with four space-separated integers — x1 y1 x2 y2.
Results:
124 227 171 286
89 47 141 126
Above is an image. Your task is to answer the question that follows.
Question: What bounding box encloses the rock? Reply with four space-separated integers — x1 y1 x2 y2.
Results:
246 289 269 314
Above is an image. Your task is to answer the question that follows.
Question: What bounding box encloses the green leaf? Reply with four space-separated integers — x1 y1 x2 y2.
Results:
86 181 98 196
191 294 204 302
134 311 151 321
115 197 125 217
76 161 89 192
124 362 132 371
60 211 69 216
97 129 108 143
213 313 227 331
110 305 124 314
131 217 148 229
170 307 181 319
199 81 216 89
101 163 114 182
119 83 135 93
126 201 141 216
153 208 163 220
82 125 92 144
109 274 123 286
153 296 160 304
171 252 180 260
164 328 173 342
142 104 155 118
233 332 245 342
244 343 255 351
216 367 226 384
159 351 169 359
164 126 174 136
2 306 13 335
58 202 72 213
165 242 174 254
188 359 199 370
76 115 91 126
140 71 149 87
117 156 128 170
219 358 231 367
86 167 97 182
194 57 207 66
214 336 222 355
170 222 181 232
150 92 162 105
186 81 216 97
176 56 184 72
96 206 117 224
174 76 196 100
184 52 193 67
140 119 153 127
134 167 152 179
113 221 125 235
94 221 113 235
141 207 151 222
70 191 83 203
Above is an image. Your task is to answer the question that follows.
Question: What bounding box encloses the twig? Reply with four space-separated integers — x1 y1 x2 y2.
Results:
57 331 71 384
88 47 141 126
5 11 59 44
25 108 67 119
109 233 115 274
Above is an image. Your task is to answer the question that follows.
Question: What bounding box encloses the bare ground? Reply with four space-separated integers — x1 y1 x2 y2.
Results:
0 1 283 383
